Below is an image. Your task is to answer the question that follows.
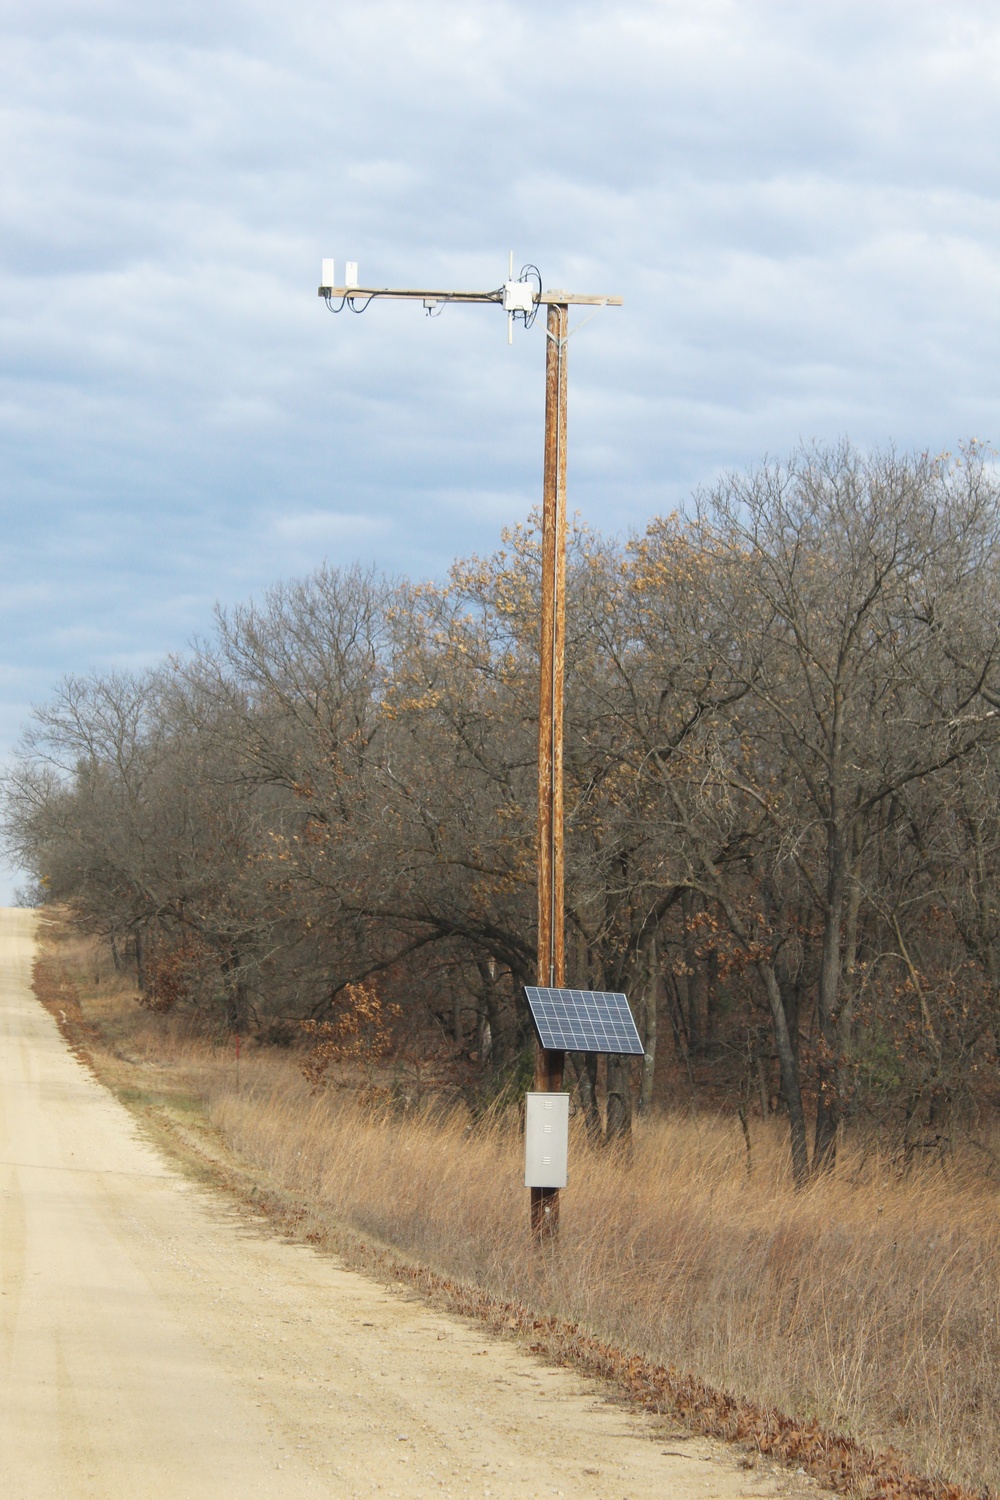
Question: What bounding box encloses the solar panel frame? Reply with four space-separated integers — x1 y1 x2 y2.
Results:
524 986 644 1056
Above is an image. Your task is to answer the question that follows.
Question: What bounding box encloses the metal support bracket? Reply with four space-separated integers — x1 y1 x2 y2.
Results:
543 300 609 345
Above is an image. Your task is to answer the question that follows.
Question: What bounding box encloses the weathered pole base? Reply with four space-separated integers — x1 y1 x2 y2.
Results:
530 1185 560 1241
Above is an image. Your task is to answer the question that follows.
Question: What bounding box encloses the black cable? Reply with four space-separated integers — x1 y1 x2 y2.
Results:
519 265 542 330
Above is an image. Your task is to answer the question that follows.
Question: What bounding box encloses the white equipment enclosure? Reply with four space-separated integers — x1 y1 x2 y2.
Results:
524 1092 570 1189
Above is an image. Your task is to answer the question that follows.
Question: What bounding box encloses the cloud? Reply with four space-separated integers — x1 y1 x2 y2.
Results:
2 0 1000 824
270 510 389 543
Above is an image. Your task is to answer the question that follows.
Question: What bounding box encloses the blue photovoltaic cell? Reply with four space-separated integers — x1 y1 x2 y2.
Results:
524 987 644 1056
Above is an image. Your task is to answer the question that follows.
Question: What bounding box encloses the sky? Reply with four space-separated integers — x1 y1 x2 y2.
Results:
3 0 1000 898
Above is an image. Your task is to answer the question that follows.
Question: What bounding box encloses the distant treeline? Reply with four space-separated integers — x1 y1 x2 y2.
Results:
8 442 1000 1181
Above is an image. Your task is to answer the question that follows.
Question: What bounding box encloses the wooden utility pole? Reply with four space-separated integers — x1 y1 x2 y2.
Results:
531 296 569 1239
318 265 621 1238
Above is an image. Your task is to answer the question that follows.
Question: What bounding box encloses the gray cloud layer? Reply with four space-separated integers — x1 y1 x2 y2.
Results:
2 0 1000 893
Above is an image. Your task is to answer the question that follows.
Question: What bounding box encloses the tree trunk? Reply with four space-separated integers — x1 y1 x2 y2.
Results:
226 979 249 1034
606 1054 633 1141
571 1053 602 1142
220 946 251 1035
747 1026 770 1116
705 946 719 1044
681 888 700 1052
814 827 847 1173
475 959 504 1066
638 930 658 1115
758 960 810 1186
836 847 863 1125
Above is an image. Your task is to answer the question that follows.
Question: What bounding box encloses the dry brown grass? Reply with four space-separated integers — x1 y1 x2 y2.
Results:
36 922 1000 1495
208 1075 1000 1490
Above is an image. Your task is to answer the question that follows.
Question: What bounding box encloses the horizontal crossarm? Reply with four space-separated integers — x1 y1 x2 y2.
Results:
317 285 623 306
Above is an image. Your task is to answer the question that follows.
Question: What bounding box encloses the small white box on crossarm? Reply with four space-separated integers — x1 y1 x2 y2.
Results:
503 280 535 313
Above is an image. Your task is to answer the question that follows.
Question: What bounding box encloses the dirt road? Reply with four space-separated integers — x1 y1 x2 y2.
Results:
0 909 816 1499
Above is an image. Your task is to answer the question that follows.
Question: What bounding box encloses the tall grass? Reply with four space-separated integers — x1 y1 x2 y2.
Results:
44 934 1000 1492
202 1054 1000 1491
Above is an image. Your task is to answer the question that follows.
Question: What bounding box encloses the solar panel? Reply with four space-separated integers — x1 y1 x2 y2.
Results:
524 987 644 1056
